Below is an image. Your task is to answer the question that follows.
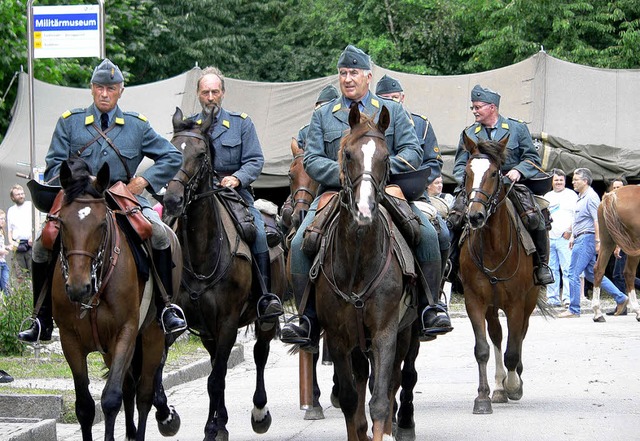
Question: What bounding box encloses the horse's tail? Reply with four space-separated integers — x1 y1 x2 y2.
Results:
602 192 640 256
535 289 555 319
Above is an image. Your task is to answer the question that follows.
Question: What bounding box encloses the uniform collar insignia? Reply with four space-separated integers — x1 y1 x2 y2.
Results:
85 115 94 125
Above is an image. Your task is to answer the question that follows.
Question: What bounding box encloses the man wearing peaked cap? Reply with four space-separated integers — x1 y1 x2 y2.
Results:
447 84 555 289
376 74 451 316
281 45 453 352
19 58 186 343
190 66 283 323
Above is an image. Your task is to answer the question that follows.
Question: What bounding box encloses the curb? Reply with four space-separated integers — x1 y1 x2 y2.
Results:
1 343 245 440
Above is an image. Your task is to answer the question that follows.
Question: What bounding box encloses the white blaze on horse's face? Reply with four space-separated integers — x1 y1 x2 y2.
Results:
180 142 186 151
356 139 377 221
469 157 491 203
77 206 91 220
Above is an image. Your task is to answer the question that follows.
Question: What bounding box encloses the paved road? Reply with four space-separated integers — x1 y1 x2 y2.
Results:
58 312 640 440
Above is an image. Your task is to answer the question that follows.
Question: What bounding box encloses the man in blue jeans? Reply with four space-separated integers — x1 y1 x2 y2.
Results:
559 168 628 319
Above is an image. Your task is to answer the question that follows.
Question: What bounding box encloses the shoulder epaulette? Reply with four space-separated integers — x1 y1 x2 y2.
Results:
474 125 482 134
332 103 342 113
501 122 510 129
371 98 380 108
124 111 148 122
299 123 309 131
411 112 428 121
229 111 249 119
507 117 524 123
61 108 84 119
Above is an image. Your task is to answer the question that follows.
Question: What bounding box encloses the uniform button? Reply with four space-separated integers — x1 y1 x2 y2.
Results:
103 151 108 156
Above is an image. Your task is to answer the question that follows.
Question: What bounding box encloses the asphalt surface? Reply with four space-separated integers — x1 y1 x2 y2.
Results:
55 310 640 441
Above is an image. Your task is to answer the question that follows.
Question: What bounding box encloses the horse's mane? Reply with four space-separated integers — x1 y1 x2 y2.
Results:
173 117 199 133
476 139 507 168
64 158 102 204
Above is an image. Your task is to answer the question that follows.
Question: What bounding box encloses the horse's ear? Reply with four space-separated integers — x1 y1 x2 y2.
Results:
95 162 110 194
201 107 215 135
498 135 509 151
377 106 390 134
60 161 72 189
172 107 184 131
463 131 477 154
348 104 360 129
291 137 302 157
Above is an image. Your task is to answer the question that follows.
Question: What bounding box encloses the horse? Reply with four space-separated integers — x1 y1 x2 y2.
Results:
163 107 286 441
592 185 640 321
457 133 552 414
312 104 417 441
52 158 181 440
285 137 319 233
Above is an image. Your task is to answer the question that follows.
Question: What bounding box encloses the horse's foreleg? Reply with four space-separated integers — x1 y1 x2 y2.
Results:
465 298 492 414
134 325 166 441
369 332 399 441
202 329 235 441
303 349 326 420
60 339 95 441
122 370 137 440
153 341 181 437
352 349 370 441
330 341 360 441
251 328 273 434
396 322 420 436
485 308 507 404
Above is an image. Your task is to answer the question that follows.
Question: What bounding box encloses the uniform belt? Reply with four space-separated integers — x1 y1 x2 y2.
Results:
574 231 594 238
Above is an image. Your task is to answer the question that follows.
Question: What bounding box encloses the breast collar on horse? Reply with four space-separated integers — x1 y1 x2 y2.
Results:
462 154 522 284
58 197 121 354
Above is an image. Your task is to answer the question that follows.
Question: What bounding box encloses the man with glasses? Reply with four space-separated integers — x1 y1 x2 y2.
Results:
448 84 554 287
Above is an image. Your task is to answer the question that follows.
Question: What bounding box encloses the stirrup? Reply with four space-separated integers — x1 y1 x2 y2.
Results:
18 317 49 344
256 293 284 322
160 304 188 334
421 304 453 337
281 314 317 352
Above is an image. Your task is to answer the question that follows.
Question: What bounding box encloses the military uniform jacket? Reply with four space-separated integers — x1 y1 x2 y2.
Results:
45 104 181 209
304 93 423 193
192 107 263 204
296 124 309 150
452 114 541 184
409 110 442 185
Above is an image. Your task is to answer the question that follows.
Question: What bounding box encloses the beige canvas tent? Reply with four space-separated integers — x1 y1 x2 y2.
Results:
2 51 640 211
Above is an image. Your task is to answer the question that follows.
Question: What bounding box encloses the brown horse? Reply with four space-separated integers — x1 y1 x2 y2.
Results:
458 133 552 414
313 104 416 441
592 185 640 321
163 107 285 441
286 138 319 232
52 158 180 440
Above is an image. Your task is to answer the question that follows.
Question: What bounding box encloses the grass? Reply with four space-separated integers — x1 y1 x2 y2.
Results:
0 333 208 423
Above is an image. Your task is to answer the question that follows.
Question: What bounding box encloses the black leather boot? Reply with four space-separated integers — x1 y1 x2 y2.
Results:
254 251 283 323
418 260 453 340
153 248 187 334
18 260 54 343
531 228 554 286
281 273 320 353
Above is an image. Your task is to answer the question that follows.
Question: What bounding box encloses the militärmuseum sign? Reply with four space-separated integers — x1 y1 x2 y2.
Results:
33 5 101 59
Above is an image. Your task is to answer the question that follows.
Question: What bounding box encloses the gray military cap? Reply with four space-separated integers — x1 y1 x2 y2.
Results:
471 84 500 106
90 58 124 85
337 45 371 70
316 85 339 105
375 74 403 95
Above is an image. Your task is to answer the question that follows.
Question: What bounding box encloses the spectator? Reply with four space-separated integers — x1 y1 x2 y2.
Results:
559 168 628 318
0 209 10 295
6 184 33 282
543 169 578 307
427 176 455 207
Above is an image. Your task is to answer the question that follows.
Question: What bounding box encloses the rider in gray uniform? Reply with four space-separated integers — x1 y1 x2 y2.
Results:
19 59 186 343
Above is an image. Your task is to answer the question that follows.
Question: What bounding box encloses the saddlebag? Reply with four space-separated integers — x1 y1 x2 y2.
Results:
302 191 339 257
509 183 542 231
106 181 153 242
41 190 64 250
217 188 257 244
381 185 421 247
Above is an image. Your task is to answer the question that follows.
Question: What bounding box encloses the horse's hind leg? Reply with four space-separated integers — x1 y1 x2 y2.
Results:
122 369 137 440
251 327 274 434
623 255 640 321
396 323 419 441
303 350 325 420
503 308 526 401
486 308 507 403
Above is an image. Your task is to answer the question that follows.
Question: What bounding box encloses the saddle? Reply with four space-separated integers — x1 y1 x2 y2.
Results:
255 198 283 247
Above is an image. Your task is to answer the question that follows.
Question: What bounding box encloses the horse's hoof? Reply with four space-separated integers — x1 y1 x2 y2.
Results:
215 428 229 441
395 426 416 441
157 406 181 437
593 314 606 323
330 392 341 409
506 384 523 401
491 389 508 403
304 405 325 420
251 409 272 434
473 398 493 414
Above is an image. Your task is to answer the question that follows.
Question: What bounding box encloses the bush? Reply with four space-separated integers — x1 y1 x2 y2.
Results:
0 278 32 355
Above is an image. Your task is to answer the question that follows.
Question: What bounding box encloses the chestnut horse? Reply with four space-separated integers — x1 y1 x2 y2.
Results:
458 134 552 414
163 107 285 441
592 185 640 321
52 159 180 440
312 104 417 441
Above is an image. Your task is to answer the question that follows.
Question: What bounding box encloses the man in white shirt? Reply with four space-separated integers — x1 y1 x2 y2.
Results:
544 169 578 307
6 184 33 281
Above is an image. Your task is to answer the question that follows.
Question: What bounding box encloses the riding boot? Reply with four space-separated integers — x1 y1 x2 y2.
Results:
531 228 554 286
153 248 187 334
418 261 453 340
281 273 320 353
17 260 54 342
254 251 283 323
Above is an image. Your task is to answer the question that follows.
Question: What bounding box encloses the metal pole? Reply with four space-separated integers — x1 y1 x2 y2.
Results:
99 0 106 58
26 0 37 240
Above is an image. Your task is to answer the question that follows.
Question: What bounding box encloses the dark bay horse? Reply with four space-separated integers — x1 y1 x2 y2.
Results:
52 159 179 440
592 185 640 321
458 134 551 414
313 105 416 441
163 107 285 441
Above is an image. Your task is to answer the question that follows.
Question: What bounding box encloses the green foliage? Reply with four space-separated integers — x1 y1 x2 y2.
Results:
0 277 32 355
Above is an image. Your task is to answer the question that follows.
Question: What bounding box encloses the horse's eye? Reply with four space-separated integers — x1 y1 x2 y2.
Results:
344 151 352 161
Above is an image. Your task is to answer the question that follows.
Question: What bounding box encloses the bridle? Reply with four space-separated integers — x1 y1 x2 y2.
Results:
289 152 317 223
340 130 390 215
463 154 503 221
